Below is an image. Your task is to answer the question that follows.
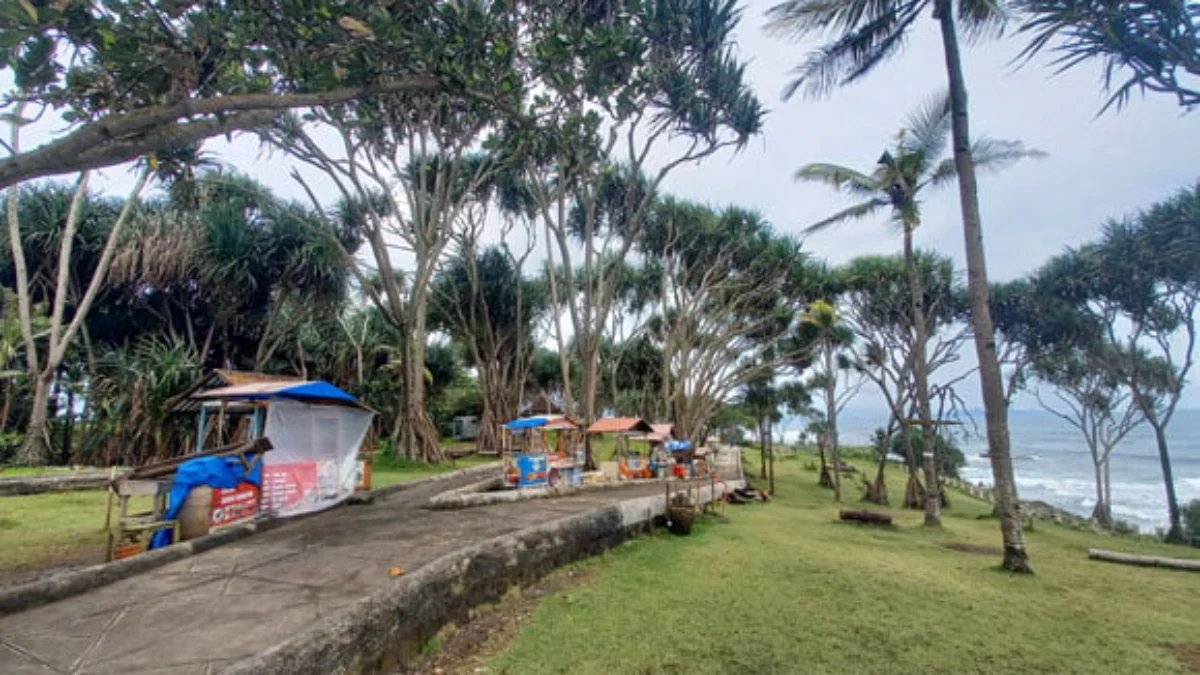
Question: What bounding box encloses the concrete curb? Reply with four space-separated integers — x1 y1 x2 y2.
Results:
0 461 501 617
222 479 741 675
369 461 500 499
427 475 672 510
0 519 274 617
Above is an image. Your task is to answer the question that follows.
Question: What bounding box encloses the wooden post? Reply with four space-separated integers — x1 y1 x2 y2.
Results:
196 405 208 453
103 466 116 561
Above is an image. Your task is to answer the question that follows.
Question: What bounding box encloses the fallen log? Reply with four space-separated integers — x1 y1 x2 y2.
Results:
1088 548 1200 572
839 509 892 526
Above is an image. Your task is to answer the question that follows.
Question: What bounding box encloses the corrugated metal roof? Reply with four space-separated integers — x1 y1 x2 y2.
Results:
192 381 371 411
585 417 654 434
650 423 674 437
168 370 304 413
215 369 302 387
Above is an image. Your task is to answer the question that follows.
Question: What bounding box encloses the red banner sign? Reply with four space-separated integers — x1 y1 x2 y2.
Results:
209 482 260 528
262 462 318 513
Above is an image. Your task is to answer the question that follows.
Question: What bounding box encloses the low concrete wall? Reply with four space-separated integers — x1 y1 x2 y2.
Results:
0 471 112 496
222 480 740 675
427 475 668 510
0 462 500 616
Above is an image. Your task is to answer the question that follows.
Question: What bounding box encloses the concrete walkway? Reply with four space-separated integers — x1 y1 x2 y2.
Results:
0 473 672 674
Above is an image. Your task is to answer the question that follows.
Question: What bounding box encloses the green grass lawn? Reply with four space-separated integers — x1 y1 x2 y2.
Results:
0 454 496 582
487 453 1200 675
371 453 495 488
0 466 105 477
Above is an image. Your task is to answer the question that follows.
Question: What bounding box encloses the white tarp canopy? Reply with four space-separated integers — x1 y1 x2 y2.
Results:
260 398 373 517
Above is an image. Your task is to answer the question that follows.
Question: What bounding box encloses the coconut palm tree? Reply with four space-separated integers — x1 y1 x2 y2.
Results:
800 300 855 500
796 94 1042 526
766 0 1037 573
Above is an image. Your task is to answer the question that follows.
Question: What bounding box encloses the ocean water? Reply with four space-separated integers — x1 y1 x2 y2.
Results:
779 409 1200 532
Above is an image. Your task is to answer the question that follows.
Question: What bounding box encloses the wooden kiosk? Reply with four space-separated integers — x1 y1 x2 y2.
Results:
500 415 584 488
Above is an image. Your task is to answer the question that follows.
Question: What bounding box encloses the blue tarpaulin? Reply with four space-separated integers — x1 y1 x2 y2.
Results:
149 454 263 550
231 381 360 404
504 416 553 430
666 440 693 451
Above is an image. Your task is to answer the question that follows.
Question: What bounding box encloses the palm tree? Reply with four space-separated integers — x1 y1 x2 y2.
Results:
800 300 854 501
766 0 1037 573
796 94 1042 526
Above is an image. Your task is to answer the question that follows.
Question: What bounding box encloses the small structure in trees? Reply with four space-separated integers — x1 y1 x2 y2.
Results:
523 392 564 416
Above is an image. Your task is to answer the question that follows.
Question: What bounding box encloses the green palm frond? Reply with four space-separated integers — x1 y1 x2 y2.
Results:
803 198 890 235
776 2 927 99
956 0 1010 42
768 0 1012 100
899 90 951 162
972 137 1049 169
794 163 882 197
927 137 1046 187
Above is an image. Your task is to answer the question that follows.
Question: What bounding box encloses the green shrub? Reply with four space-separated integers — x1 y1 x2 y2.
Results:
1183 499 1200 547
889 428 966 479
0 431 22 464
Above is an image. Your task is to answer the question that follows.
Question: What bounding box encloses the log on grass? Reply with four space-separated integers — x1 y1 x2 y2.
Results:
1087 549 1200 572
839 509 893 526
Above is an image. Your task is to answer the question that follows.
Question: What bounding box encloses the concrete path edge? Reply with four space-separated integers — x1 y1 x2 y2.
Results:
428 476 673 510
221 479 740 675
0 461 500 617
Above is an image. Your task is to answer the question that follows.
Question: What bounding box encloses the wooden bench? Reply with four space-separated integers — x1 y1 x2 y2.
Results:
105 477 178 561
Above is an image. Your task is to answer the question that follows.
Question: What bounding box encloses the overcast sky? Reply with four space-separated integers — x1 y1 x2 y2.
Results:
15 1 1199 410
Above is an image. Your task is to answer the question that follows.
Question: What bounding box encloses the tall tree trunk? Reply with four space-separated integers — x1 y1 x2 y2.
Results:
0 378 11 432
865 432 890 505
760 420 768 479
767 414 776 495
1150 422 1183 541
1091 456 1111 527
62 385 75 464
543 231 573 417
904 225 941 526
1102 456 1112 527
817 438 833 488
936 4 1031 572
581 343 599 470
900 421 925 509
19 372 52 465
825 343 842 501
401 315 443 463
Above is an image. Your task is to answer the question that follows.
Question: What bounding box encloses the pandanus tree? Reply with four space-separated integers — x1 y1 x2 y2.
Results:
1035 185 1200 541
767 0 1037 571
5 166 149 465
839 253 969 509
430 245 546 454
795 94 1041 525
508 0 765 461
1015 0 1199 112
639 201 816 445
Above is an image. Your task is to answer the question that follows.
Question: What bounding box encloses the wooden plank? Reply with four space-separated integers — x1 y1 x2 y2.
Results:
1088 548 1200 571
